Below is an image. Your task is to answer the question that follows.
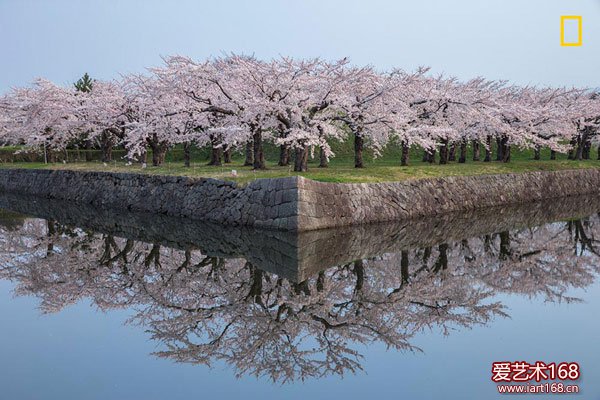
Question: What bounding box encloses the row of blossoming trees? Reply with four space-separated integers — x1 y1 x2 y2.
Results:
1 55 600 171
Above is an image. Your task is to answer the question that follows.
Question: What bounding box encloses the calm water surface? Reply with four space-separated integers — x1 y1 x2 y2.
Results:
0 194 599 400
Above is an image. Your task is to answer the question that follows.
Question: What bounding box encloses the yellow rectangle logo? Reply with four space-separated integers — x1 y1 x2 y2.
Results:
561 16 582 46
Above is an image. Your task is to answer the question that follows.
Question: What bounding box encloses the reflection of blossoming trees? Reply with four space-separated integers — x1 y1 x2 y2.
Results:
476 223 599 302
388 221 600 304
0 213 599 382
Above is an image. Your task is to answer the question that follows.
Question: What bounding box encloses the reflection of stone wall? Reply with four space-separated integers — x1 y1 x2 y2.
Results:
294 195 600 279
1 168 600 231
2 193 599 282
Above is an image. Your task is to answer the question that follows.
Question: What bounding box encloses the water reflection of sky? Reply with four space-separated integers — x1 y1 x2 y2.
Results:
2 280 598 399
1 196 599 400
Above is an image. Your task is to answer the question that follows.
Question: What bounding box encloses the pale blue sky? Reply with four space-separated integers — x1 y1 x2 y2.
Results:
1 0 599 93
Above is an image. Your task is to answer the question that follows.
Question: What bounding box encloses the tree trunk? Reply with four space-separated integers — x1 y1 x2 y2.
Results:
247 265 264 304
551 150 557 160
244 140 254 166
439 140 449 165
354 133 364 168
139 148 147 165
484 136 492 162
152 148 160 166
433 243 448 273
400 140 410 166
573 131 591 160
568 137 577 160
253 130 266 170
319 147 328 168
502 144 511 162
448 144 456 162
472 140 480 161
496 137 503 161
223 148 232 163
183 142 191 167
293 145 308 172
353 259 364 293
499 136 510 162
278 144 290 166
400 250 409 285
582 133 591 160
207 146 222 166
427 148 436 164
316 271 325 293
151 142 168 167
85 139 93 162
100 131 113 162
101 141 112 163
293 147 302 172
422 246 432 266
302 146 309 171
575 133 585 161
575 145 583 161
499 231 511 260
458 140 467 163
534 145 541 160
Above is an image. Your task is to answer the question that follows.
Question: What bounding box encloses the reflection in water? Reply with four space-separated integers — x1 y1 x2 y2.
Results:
0 194 599 382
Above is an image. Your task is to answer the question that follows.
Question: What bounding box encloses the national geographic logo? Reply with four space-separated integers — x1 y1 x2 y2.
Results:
560 15 583 46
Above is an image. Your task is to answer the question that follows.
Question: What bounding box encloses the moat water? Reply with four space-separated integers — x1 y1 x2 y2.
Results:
0 193 599 399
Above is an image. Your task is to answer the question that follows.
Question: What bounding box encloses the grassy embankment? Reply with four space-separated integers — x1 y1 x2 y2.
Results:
1 141 599 184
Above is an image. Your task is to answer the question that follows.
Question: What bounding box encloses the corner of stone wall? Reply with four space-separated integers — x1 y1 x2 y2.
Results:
243 176 302 231
295 176 336 231
253 175 335 232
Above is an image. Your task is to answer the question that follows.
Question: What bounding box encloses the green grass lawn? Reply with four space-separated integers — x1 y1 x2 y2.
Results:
2 151 600 184
2 141 599 184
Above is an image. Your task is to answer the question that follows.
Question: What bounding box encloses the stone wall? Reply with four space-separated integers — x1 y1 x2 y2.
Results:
0 169 299 230
296 169 600 230
1 167 600 231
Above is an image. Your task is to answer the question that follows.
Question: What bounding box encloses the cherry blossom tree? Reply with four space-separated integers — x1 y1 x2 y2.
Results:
122 74 210 166
77 79 128 162
157 56 256 167
1 54 599 168
330 66 408 168
1 79 81 161
267 57 357 171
